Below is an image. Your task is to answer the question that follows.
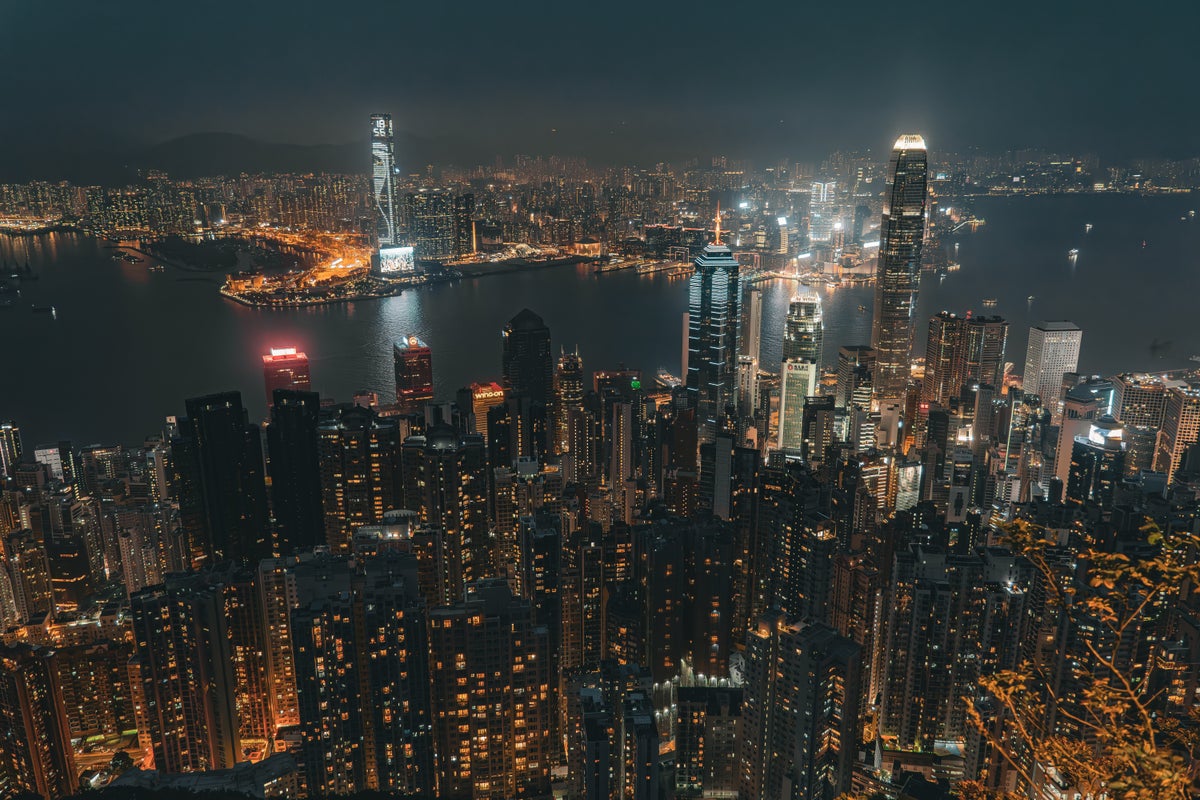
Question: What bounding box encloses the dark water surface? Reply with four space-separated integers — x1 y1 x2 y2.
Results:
2 193 1197 445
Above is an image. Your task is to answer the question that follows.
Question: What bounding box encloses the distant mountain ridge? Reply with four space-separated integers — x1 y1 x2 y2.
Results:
140 132 366 177
0 130 464 184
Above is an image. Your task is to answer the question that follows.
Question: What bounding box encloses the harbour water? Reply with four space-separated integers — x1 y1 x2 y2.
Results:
2 193 1197 446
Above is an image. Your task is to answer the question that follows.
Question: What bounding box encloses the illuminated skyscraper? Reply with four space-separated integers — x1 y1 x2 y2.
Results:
870 135 928 398
1155 381 1200 483
130 574 241 774
0 644 77 800
778 359 818 451
922 313 1008 409
1023 320 1082 419
317 405 402 551
801 395 836 464
292 553 433 796
0 420 22 477
429 579 552 799
553 348 584 455
1111 373 1168 474
739 614 861 800
782 293 824 364
399 425 489 601
686 222 740 443
808 180 838 242
674 687 742 799
461 381 507 441
262 347 311 405
403 190 475 260
4 530 52 623
371 113 399 246
393 336 434 412
835 346 875 410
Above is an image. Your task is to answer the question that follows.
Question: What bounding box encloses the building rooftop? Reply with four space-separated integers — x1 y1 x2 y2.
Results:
1032 320 1081 331
394 335 429 351
894 134 927 151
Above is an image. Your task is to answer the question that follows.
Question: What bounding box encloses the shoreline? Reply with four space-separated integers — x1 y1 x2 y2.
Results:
219 281 406 308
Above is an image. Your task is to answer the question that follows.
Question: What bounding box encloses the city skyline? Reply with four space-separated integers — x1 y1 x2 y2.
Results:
3 9 1200 793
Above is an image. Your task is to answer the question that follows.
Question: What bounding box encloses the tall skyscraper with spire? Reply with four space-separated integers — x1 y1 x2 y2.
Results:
371 113 399 246
870 135 928 399
686 206 740 443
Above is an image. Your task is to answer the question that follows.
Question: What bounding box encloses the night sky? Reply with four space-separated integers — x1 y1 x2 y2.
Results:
2 0 1195 165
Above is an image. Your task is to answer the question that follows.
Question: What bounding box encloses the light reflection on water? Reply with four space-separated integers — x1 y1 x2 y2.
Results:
2 192 1197 445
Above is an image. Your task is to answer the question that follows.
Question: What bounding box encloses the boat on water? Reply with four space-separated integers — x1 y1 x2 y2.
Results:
946 262 961 272
31 304 57 318
857 304 867 313
982 298 998 308
1085 223 1093 233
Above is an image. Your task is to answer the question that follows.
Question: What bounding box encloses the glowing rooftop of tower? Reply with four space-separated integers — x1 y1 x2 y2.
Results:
894 134 926 150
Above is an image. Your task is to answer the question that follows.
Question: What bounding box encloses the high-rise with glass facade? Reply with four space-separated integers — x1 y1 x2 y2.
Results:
782 293 824 365
871 135 928 399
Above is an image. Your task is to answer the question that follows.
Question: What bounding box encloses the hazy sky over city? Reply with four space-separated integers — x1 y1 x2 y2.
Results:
2 0 1194 163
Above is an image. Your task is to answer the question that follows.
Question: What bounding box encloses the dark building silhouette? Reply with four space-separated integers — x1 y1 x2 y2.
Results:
172 392 270 566
502 308 554 409
267 389 323 554
1065 416 1126 510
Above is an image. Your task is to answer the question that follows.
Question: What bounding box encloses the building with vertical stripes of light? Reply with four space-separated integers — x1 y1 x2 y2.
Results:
686 226 740 444
371 113 399 246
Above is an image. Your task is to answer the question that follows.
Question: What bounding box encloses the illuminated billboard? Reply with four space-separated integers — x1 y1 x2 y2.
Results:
378 245 414 274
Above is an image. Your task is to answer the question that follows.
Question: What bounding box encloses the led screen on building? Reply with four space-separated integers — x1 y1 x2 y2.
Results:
378 245 414 274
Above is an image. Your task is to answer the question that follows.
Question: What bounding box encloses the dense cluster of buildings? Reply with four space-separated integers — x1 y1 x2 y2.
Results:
4 111 1200 275
2 133 1199 800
